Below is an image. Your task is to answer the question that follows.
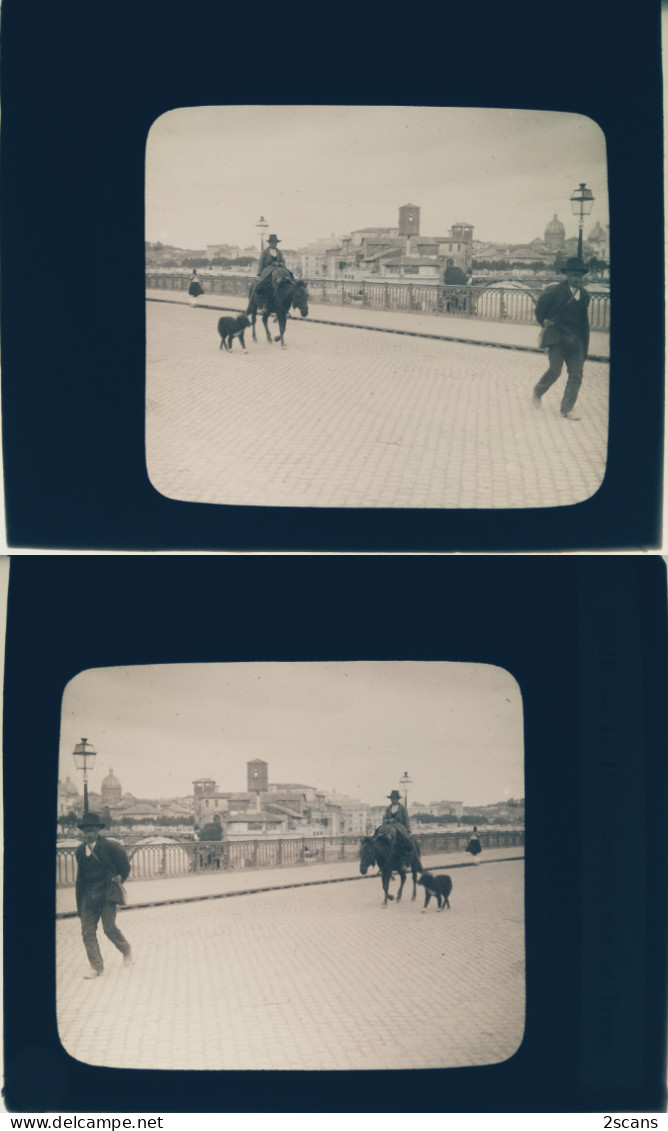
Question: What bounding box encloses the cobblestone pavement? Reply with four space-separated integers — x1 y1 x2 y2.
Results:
146 300 609 510
56 858 524 1072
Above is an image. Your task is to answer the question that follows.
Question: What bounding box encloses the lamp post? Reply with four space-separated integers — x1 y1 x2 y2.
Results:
570 182 595 262
256 215 268 253
400 770 412 808
73 737 97 816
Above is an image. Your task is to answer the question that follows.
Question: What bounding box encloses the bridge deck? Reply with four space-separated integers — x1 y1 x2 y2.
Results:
146 299 609 510
57 855 525 1072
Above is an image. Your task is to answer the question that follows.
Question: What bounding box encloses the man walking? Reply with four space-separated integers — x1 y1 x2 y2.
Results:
532 258 591 420
75 811 133 979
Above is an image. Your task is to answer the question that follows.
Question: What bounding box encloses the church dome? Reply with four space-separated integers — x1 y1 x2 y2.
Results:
101 767 122 802
545 214 565 236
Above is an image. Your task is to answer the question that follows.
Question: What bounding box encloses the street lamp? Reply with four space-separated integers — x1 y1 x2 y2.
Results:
256 215 268 253
400 770 412 808
570 182 595 262
72 737 97 816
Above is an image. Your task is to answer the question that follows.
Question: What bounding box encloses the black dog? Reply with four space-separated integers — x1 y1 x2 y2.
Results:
417 872 452 912
218 314 251 352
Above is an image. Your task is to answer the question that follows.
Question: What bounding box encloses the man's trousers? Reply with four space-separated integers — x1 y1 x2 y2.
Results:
80 894 131 972
534 334 585 414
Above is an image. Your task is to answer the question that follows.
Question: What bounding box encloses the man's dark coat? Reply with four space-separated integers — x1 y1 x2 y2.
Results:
256 246 286 275
535 279 591 358
75 836 131 915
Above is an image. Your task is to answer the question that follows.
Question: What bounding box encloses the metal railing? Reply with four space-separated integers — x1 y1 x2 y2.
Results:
146 272 610 331
56 829 524 887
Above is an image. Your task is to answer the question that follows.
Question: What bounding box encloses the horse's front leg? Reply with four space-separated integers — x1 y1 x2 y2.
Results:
262 312 272 343
382 866 394 906
250 310 258 342
396 868 407 903
274 313 287 348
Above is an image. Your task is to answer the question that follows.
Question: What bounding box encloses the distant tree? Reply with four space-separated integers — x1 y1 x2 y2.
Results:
199 817 223 841
231 256 255 268
58 810 79 830
444 264 469 286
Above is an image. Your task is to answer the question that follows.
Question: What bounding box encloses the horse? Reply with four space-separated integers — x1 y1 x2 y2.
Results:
246 267 309 349
359 824 424 907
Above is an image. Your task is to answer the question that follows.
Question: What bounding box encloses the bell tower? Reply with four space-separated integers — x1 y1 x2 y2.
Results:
398 203 420 237
247 759 268 794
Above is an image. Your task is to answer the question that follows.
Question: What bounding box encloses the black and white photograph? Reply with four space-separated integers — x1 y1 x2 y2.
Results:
56 661 525 1073
145 105 610 511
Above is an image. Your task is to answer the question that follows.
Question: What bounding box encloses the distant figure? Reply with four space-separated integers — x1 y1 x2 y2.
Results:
532 258 591 420
188 269 204 305
465 826 482 864
75 811 133 979
252 234 288 306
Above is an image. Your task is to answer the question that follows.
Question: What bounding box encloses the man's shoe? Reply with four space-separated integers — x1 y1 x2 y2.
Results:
84 968 102 979
531 393 541 410
561 410 581 421
122 950 134 968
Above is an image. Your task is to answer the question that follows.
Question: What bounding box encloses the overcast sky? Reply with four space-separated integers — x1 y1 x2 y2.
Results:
145 106 608 251
58 662 523 808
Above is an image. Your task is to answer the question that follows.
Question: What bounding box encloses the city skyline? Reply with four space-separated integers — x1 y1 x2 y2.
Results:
145 105 609 252
59 661 524 808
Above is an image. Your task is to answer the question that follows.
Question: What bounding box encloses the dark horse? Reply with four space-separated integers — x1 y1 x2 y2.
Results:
359 825 424 907
246 267 309 349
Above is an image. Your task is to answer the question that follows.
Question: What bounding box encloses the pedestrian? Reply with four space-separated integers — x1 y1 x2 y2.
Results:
465 825 482 864
253 234 287 305
188 268 204 306
74 811 133 979
532 257 591 420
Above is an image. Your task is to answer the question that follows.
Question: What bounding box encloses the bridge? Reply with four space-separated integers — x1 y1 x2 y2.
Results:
56 844 524 1072
145 283 610 511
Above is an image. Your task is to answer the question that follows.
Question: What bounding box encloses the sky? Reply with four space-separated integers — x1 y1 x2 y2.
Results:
145 106 609 251
58 661 524 808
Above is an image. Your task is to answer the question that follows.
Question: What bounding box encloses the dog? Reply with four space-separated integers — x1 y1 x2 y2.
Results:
218 314 251 352
417 872 452 912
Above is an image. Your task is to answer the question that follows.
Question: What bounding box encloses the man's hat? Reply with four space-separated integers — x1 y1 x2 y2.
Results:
560 258 588 275
387 790 401 800
77 811 106 830
267 234 281 243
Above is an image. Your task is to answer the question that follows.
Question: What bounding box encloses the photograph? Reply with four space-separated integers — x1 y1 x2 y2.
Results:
145 106 610 511
3 553 667 1113
55 661 525 1073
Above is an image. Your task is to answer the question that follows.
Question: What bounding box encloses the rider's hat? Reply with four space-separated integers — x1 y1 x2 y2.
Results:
387 790 401 801
267 234 281 243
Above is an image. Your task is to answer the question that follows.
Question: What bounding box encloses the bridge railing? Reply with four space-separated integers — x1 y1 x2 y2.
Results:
55 829 525 886
146 273 610 331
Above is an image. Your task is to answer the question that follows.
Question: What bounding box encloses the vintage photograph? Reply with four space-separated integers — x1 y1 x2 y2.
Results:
56 661 525 1072
145 105 610 511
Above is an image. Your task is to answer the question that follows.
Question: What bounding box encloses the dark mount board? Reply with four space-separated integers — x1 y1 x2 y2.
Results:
2 554 667 1111
0 0 663 550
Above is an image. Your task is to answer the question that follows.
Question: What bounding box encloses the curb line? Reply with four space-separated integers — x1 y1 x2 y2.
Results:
56 854 525 919
146 295 609 362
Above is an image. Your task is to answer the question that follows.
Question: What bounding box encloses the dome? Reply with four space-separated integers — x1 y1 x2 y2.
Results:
545 214 565 235
102 768 121 789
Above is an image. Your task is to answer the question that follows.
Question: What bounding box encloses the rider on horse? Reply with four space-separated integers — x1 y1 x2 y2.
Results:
379 790 417 864
251 233 296 308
